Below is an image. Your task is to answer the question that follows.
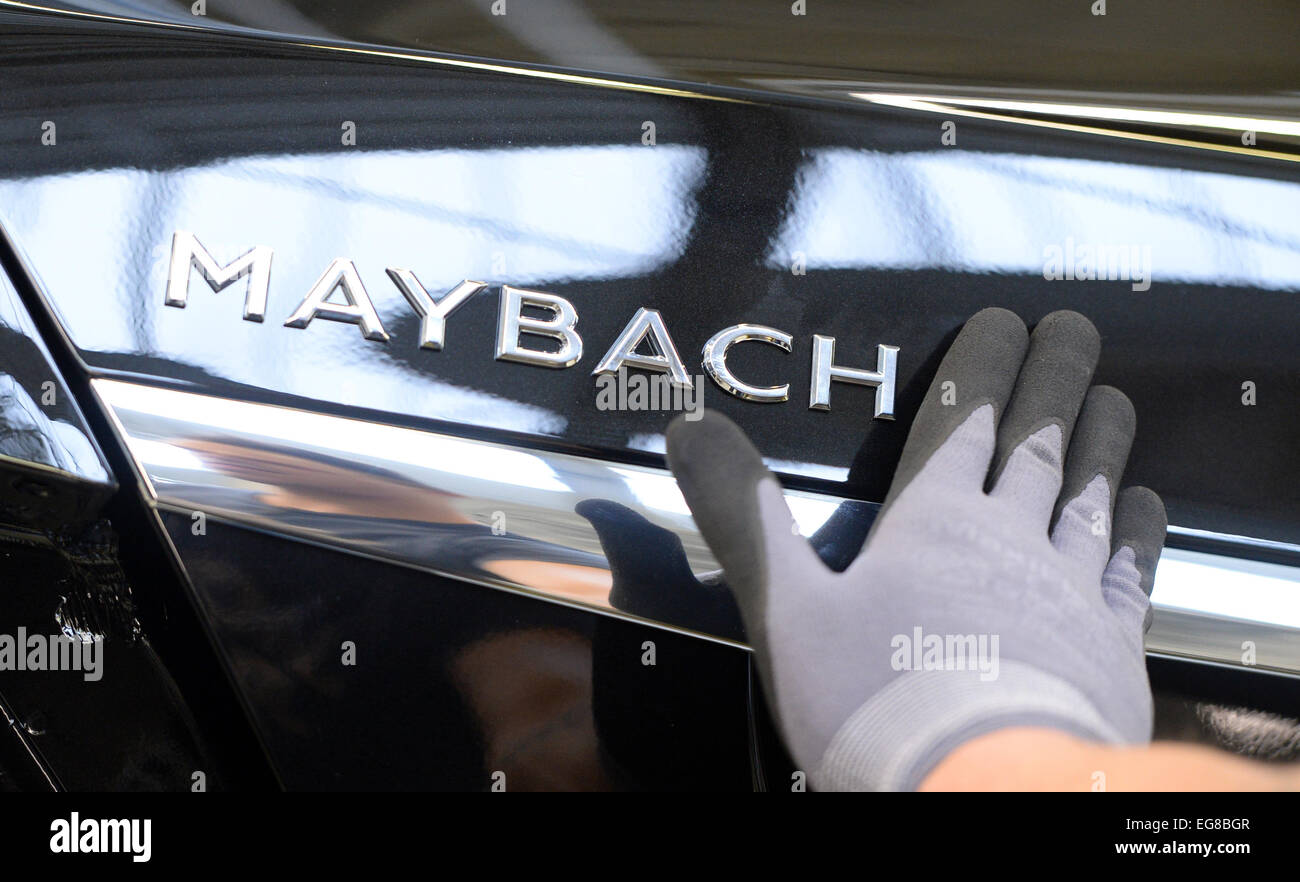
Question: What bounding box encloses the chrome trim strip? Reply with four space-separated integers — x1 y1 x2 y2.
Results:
93 378 1300 674
851 93 1300 164
1166 524 1300 558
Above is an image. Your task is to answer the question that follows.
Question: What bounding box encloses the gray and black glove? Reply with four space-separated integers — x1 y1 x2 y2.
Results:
666 308 1167 791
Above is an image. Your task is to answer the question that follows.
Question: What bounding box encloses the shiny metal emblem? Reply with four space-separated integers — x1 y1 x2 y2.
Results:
164 231 898 417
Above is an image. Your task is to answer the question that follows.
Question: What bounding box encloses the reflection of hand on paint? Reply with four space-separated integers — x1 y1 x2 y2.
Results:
576 495 880 642
576 498 743 640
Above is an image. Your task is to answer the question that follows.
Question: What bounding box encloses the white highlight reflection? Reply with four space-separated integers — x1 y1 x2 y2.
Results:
0 145 707 436
769 149 1300 292
1153 548 1300 629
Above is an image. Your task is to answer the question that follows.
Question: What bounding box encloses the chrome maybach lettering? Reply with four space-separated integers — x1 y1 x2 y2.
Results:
496 285 584 368
592 306 693 389
163 231 898 416
702 324 793 403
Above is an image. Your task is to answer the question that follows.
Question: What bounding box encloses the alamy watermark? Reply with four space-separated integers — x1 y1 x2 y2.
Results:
1043 238 1152 292
50 813 150 862
0 627 103 681
891 626 1000 681
595 368 704 421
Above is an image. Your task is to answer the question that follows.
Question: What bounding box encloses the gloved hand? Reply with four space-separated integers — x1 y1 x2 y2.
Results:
665 308 1167 791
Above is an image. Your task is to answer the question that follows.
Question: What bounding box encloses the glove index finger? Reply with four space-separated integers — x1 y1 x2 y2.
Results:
666 410 826 629
884 307 1029 509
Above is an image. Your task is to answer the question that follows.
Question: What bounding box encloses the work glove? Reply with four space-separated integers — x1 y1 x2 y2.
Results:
666 308 1167 791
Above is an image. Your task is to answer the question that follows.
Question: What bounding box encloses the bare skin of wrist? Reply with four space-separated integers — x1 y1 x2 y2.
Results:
919 727 1300 791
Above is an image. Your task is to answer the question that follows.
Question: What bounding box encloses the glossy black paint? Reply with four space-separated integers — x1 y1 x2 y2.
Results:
0 119 280 788
0 261 113 530
158 510 752 790
39 0 1300 114
1 12 1298 546
0 9 1297 789
0 523 229 790
0 249 226 789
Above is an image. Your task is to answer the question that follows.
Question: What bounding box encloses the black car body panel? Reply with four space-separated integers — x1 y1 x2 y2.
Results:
0 6 1296 789
2 15 1298 543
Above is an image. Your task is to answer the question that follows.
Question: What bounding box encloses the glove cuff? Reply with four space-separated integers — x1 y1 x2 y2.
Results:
813 660 1128 791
